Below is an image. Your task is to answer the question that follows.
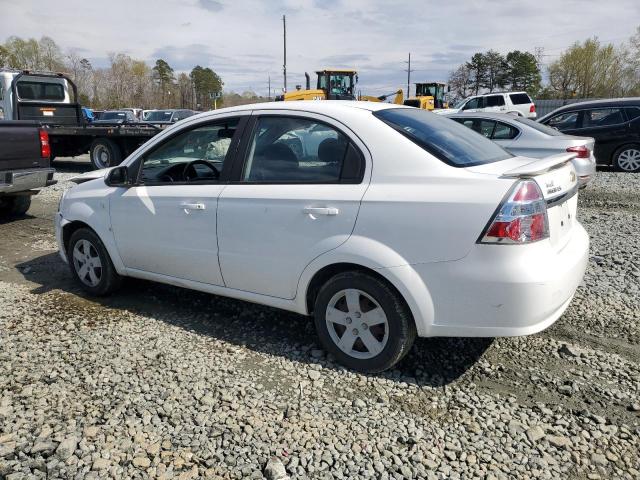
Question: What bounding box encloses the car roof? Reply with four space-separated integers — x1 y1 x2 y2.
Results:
547 97 640 113
191 100 407 117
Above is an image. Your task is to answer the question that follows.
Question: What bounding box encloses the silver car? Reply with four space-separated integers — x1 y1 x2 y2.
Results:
449 112 596 187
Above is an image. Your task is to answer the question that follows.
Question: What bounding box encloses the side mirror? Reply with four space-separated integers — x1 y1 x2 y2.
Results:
105 165 131 187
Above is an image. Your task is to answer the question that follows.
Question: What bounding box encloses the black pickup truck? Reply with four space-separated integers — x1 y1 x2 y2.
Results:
0 121 55 216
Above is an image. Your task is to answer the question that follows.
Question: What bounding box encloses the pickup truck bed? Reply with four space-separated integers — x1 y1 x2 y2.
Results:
0 121 55 216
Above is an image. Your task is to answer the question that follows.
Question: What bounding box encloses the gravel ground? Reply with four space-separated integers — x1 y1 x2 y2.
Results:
0 164 639 480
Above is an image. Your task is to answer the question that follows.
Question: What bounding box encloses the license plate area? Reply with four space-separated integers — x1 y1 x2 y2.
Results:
548 194 577 249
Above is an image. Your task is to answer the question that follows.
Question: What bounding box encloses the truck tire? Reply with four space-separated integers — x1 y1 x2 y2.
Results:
0 195 31 217
90 139 122 170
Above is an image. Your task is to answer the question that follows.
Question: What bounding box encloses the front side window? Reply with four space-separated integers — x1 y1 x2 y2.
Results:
17 81 64 101
546 111 579 130
584 108 624 127
463 97 481 110
625 107 640 121
485 95 505 107
242 116 362 183
375 108 511 167
140 119 239 184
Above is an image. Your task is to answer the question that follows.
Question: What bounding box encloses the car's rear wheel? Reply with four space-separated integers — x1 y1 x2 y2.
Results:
90 139 122 170
313 271 416 373
0 195 31 217
67 228 122 296
613 145 640 172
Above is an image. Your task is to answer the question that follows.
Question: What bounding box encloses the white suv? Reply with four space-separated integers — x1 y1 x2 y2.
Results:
447 92 537 119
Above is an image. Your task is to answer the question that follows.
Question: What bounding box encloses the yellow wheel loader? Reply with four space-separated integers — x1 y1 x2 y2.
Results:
276 69 403 104
403 82 450 110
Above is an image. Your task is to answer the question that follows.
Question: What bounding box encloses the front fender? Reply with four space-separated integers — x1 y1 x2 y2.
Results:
295 235 436 336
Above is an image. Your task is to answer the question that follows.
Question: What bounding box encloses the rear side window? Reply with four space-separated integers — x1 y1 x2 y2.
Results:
584 108 624 127
375 108 512 167
17 81 64 101
513 116 564 136
509 93 532 105
242 116 363 183
492 122 519 140
625 107 640 121
485 95 505 107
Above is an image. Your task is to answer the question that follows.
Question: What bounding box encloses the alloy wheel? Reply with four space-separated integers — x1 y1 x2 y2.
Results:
617 148 640 172
72 239 103 287
325 288 389 360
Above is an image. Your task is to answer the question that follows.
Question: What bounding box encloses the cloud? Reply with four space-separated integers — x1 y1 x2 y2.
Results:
197 0 223 12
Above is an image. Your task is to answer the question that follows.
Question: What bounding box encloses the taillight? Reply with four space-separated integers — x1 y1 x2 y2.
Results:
39 129 50 158
480 180 549 244
566 145 589 158
529 104 536 113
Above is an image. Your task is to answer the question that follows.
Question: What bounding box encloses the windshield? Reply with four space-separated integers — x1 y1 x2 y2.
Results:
513 116 564 136
318 74 354 95
145 110 174 122
101 111 128 120
374 108 512 167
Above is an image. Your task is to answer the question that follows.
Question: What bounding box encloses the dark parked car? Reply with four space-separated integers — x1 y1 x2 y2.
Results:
539 98 640 172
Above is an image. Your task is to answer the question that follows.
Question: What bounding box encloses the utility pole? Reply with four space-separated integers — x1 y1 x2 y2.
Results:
404 53 414 99
282 15 287 93
268 75 271 101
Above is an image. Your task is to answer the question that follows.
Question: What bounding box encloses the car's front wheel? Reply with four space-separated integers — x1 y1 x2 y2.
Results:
613 144 640 172
314 272 416 373
67 228 122 296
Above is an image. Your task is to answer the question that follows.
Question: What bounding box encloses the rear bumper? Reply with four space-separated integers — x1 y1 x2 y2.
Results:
0 168 56 194
408 223 589 337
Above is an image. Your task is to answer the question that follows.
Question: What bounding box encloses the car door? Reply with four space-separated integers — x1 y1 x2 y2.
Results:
461 97 482 113
110 115 247 285
575 107 628 163
483 95 506 113
217 112 369 299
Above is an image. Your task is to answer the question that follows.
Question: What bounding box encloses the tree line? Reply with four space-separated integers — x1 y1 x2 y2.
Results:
448 26 640 101
0 36 268 110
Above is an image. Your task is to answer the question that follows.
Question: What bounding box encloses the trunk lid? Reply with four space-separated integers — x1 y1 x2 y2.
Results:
0 121 48 170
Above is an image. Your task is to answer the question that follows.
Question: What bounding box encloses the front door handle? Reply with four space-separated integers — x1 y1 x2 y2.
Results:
181 202 206 212
303 206 339 216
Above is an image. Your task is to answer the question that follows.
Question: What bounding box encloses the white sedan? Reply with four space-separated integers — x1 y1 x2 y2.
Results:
56 101 589 372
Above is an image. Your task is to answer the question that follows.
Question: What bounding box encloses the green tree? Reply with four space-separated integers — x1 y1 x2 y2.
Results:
4 36 41 69
505 50 541 95
466 53 487 95
0 45 12 67
481 50 507 92
152 59 175 107
190 65 223 109
38 36 64 71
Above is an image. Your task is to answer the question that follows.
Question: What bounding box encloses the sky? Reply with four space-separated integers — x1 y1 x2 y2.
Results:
1 0 639 97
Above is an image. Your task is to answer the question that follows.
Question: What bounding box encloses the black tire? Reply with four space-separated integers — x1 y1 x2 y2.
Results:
313 271 416 373
613 144 640 173
0 195 31 217
67 228 122 296
90 138 122 170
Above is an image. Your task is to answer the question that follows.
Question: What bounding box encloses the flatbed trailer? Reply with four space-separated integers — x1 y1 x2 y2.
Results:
1 69 165 169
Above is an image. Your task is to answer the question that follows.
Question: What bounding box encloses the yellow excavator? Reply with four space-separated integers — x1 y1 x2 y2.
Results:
276 69 403 104
403 82 450 110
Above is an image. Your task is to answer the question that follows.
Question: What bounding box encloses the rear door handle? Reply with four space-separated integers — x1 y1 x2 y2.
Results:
181 202 206 212
303 206 339 216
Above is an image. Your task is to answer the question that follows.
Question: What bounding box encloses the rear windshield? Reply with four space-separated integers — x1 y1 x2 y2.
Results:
145 110 173 121
101 111 128 120
17 81 65 101
374 108 512 167
509 93 532 105
512 116 564 136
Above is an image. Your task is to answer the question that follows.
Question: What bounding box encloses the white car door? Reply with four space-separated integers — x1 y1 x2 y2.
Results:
110 117 246 285
484 94 506 113
217 112 370 299
460 96 482 113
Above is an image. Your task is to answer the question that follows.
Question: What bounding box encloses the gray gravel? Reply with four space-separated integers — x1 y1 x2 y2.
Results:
0 167 639 479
